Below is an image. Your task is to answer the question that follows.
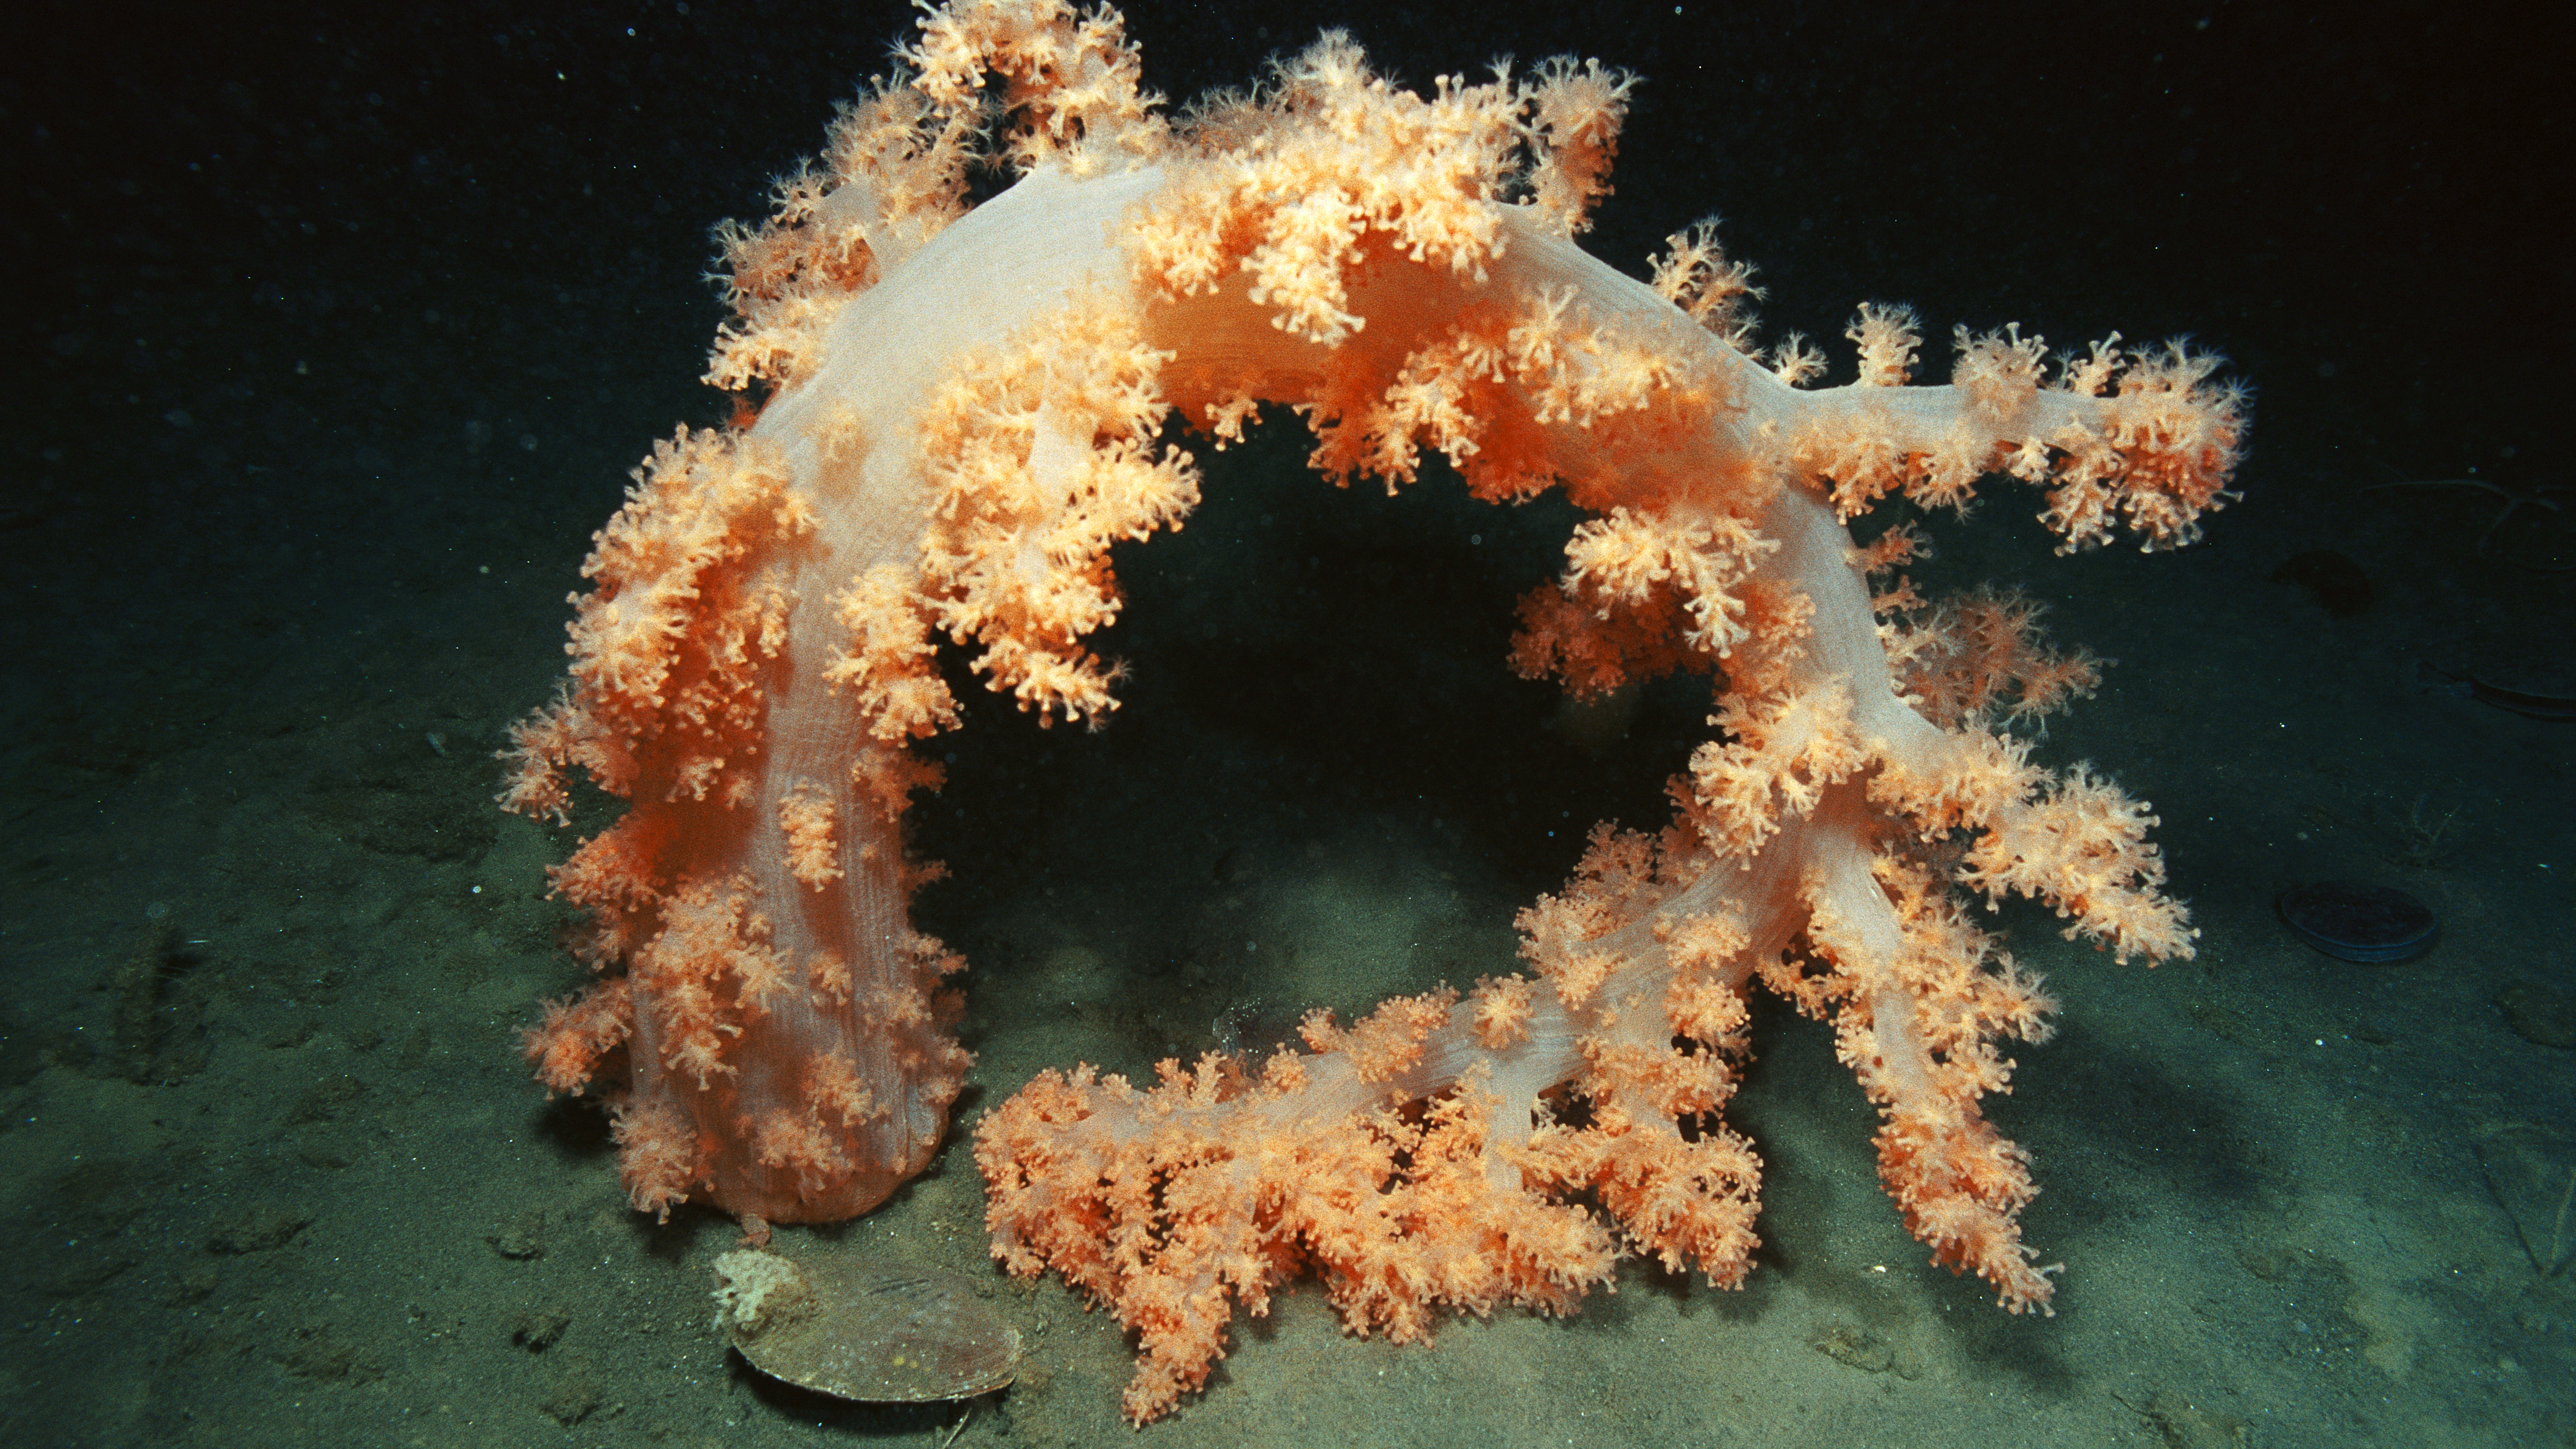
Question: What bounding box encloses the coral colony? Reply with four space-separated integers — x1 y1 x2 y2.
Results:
504 0 2242 1422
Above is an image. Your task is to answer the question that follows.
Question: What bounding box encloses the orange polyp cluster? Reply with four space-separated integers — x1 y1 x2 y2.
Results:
499 0 2240 1422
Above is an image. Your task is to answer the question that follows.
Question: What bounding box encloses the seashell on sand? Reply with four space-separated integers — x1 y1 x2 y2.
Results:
712 1249 1021 1402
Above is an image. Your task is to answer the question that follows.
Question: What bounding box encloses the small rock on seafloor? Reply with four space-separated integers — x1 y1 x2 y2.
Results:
2275 880 2439 963
711 1249 1022 1402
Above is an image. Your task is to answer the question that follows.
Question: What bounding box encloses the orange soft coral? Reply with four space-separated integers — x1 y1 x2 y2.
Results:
505 0 2237 1420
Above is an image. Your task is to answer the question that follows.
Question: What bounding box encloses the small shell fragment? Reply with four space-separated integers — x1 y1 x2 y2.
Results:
712 1249 1022 1402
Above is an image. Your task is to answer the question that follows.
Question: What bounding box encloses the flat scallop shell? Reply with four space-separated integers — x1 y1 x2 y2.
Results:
712 1249 1022 1402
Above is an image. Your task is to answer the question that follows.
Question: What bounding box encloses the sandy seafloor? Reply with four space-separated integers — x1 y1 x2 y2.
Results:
4 1 2571 1446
